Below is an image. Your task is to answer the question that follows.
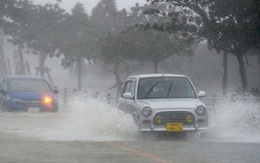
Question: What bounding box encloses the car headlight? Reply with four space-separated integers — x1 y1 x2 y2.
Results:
196 106 206 115
7 96 21 102
142 107 152 117
43 96 53 105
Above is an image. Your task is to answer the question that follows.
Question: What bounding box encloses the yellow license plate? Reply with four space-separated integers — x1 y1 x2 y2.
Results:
166 123 183 132
28 107 40 113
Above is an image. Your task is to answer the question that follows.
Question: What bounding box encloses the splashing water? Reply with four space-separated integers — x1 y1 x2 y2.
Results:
43 95 139 141
0 95 139 141
1 94 260 142
208 96 260 142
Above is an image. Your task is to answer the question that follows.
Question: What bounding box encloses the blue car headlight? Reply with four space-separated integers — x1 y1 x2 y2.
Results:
7 96 22 103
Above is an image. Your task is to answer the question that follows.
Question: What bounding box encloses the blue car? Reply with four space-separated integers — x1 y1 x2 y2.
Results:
0 75 59 112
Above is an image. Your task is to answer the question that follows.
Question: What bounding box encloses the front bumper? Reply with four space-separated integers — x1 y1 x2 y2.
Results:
4 101 58 112
137 109 208 132
139 123 207 132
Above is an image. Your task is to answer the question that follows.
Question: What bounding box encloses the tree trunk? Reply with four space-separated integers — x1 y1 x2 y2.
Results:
236 54 248 91
18 44 26 75
113 61 122 99
0 42 8 77
39 53 47 77
77 57 82 91
222 51 228 95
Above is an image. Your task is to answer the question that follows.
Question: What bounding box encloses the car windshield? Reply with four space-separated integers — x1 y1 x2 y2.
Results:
9 79 51 92
137 77 197 99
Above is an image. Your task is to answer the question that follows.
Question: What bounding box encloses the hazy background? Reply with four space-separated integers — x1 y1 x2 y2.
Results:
3 40 259 98
1 0 259 98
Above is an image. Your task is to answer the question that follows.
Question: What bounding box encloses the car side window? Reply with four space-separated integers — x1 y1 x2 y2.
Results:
121 80 132 96
129 79 136 96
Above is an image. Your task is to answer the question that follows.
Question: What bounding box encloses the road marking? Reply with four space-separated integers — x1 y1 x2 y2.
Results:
103 142 172 163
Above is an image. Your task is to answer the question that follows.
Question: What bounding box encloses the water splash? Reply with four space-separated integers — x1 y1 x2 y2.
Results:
42 95 139 141
208 96 260 142
0 95 139 141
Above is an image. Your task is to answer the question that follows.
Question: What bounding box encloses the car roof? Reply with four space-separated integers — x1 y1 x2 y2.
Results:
6 75 45 80
128 73 187 80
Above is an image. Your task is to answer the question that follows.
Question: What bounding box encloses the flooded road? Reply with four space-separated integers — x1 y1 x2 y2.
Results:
0 96 260 163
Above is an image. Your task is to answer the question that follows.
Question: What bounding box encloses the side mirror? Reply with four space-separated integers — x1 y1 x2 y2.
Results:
123 92 134 99
0 88 5 95
198 91 206 98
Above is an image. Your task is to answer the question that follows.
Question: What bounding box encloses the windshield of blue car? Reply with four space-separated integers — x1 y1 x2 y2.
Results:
137 77 197 99
9 79 51 92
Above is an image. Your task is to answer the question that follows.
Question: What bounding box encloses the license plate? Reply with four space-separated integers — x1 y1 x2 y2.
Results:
28 107 40 112
166 123 183 132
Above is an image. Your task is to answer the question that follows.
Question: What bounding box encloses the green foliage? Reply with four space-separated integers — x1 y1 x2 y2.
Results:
59 3 97 68
148 0 260 54
97 1 196 74
100 26 195 68
124 27 194 63
2 0 65 56
148 0 260 89
0 0 20 22
90 0 120 39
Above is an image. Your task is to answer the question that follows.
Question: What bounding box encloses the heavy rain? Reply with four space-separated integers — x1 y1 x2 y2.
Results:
0 0 260 163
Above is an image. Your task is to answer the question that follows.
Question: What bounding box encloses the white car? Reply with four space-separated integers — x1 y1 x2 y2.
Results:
118 74 207 135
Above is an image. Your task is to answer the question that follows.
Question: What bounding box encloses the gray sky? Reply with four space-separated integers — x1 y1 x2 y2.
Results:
33 0 147 14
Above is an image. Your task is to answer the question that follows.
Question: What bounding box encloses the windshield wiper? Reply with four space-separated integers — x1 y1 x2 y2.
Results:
144 81 159 99
167 81 174 98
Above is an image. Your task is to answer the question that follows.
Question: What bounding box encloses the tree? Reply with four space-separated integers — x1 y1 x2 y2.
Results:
2 0 34 75
0 0 17 77
99 32 130 97
90 0 125 38
26 3 65 79
0 30 8 78
148 0 260 91
91 0 129 95
59 3 96 91
128 3 198 73
2 0 65 80
0 0 19 21
122 27 195 73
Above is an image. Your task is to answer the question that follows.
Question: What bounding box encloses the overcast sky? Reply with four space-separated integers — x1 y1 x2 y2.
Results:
33 0 147 14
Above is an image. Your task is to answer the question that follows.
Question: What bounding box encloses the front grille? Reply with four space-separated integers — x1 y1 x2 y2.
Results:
20 99 42 107
154 111 194 124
